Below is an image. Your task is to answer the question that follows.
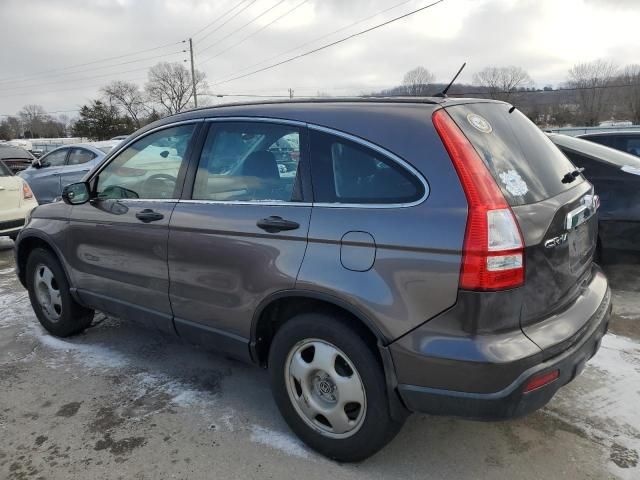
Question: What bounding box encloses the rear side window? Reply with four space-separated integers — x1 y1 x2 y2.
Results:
447 103 584 205
67 148 96 165
309 130 424 204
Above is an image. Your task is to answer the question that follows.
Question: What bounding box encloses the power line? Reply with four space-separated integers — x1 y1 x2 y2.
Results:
0 51 185 95
207 0 417 82
197 0 287 56
0 109 80 117
209 0 446 87
196 0 258 44
0 50 185 90
0 75 150 99
198 0 310 67
0 41 184 85
191 0 251 38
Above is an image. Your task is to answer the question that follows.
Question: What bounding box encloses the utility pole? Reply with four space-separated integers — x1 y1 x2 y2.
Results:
189 38 198 108
288 88 294 99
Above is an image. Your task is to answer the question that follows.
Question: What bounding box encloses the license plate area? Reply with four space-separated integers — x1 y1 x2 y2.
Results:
569 222 592 272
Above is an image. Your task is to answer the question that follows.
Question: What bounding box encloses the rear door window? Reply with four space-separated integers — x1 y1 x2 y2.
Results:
309 130 424 204
446 103 584 205
67 148 96 165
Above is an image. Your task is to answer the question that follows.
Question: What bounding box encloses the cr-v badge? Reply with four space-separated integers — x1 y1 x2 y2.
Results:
545 233 568 249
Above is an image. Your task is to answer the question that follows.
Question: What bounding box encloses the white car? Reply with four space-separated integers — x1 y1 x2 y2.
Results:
0 160 38 240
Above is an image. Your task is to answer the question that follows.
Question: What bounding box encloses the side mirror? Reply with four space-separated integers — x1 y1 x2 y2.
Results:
32 159 42 169
62 182 91 205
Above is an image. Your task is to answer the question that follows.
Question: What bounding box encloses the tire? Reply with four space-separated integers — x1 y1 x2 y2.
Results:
268 312 405 462
26 248 94 337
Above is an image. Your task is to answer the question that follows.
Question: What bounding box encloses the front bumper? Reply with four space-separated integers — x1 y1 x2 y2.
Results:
392 269 611 420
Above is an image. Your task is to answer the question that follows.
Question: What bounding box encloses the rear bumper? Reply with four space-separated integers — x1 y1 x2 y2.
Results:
392 269 611 420
0 218 25 237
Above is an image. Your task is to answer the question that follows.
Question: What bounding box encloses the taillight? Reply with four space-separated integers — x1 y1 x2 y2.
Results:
433 109 524 291
22 181 34 200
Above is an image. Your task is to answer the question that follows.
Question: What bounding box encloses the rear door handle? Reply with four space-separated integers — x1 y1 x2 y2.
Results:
135 209 164 223
256 216 300 233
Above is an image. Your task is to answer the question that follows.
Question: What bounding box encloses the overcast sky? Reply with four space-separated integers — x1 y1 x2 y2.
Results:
0 0 639 117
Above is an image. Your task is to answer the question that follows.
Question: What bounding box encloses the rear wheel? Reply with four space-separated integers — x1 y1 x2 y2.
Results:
268 313 405 462
26 248 94 337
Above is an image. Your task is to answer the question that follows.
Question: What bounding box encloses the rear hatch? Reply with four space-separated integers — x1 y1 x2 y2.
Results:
444 102 598 341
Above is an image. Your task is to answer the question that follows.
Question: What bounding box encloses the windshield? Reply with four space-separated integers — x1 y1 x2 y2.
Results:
549 134 640 169
0 161 12 176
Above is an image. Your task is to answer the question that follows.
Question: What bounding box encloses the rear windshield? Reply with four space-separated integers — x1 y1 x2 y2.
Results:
446 103 584 205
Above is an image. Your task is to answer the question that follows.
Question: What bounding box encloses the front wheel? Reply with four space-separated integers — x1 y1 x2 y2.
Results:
268 313 405 462
26 248 94 337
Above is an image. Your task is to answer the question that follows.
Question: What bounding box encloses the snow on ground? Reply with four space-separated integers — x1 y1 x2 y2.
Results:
545 333 640 479
250 425 312 459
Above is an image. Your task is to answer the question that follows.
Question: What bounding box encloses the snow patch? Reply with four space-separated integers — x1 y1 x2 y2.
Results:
250 425 311 459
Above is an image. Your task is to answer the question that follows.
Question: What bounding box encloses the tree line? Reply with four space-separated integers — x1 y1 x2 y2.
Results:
2 58 639 141
0 61 207 141
380 60 640 127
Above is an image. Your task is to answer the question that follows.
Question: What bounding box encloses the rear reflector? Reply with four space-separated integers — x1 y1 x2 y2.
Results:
524 370 559 393
432 109 525 291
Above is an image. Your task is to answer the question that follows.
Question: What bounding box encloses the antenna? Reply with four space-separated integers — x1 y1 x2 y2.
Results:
436 62 466 98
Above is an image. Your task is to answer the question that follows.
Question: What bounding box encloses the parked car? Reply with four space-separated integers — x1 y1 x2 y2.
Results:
15 99 611 461
578 131 640 157
549 133 640 261
0 160 37 239
0 144 35 174
18 141 119 204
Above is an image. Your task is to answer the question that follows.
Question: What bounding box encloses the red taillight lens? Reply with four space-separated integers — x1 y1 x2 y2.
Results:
524 369 559 393
22 181 33 199
432 109 524 291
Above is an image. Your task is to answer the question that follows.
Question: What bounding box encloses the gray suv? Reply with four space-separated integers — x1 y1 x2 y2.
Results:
15 99 611 461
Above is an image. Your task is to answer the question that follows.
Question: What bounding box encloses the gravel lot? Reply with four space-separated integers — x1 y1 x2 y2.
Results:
0 236 638 480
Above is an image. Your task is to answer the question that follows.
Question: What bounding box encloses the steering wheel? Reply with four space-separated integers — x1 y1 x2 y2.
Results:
141 173 177 199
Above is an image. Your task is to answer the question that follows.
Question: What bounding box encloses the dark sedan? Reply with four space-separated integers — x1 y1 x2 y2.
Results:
0 144 35 174
549 133 640 261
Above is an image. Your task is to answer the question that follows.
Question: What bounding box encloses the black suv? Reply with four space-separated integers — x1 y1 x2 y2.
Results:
16 98 611 461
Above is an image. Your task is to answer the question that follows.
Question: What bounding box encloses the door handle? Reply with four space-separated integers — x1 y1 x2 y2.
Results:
256 216 300 233
135 209 164 223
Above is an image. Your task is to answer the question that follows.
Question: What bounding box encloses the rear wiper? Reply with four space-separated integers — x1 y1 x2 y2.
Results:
561 168 585 184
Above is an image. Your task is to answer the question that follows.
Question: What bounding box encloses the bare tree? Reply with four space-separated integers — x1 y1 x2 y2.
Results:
618 64 640 124
473 66 533 101
566 60 618 126
102 81 148 128
402 67 435 96
145 62 207 116
18 104 48 137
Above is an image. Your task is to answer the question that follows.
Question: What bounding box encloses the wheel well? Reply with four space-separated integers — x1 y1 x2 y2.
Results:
253 296 382 367
17 237 56 286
